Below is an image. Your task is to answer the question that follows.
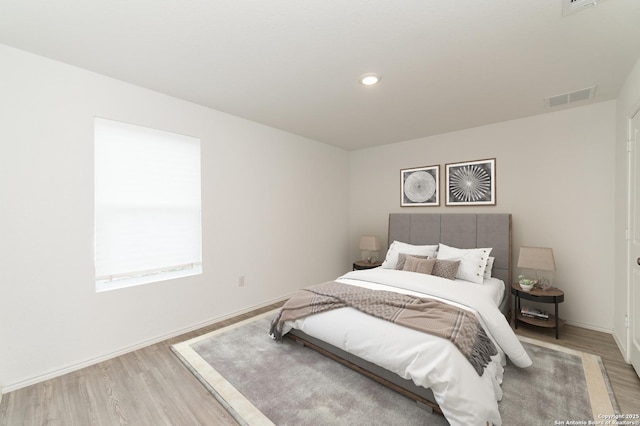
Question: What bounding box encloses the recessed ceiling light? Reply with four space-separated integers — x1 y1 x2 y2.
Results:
360 73 381 86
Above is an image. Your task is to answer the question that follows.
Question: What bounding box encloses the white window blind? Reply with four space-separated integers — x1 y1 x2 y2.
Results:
94 117 202 291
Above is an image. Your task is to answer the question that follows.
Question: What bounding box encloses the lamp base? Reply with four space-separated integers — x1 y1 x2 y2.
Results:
535 277 551 290
361 251 379 263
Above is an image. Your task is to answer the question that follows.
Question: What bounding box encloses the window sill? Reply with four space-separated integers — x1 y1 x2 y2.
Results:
95 266 202 292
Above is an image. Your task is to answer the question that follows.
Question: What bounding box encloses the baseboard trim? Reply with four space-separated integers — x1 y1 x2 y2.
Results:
563 319 612 334
612 330 630 364
2 295 291 394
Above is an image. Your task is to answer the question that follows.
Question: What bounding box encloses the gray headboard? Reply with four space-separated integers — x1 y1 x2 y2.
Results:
388 213 512 315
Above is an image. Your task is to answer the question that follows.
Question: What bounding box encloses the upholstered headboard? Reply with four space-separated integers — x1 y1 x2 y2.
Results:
388 213 512 315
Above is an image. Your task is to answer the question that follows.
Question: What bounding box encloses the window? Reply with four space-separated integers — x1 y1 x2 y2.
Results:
94 117 202 292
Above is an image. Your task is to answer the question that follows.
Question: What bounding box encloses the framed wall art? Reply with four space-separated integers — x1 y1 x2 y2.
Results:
445 158 496 206
400 165 440 207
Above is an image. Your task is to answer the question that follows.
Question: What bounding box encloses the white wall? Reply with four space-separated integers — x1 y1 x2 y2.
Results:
614 57 640 359
0 44 350 391
349 101 616 331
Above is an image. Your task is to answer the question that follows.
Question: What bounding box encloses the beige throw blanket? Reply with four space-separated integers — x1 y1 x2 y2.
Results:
270 281 497 375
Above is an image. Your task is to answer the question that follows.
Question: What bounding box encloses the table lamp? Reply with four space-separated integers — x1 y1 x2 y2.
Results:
359 235 381 263
517 246 556 290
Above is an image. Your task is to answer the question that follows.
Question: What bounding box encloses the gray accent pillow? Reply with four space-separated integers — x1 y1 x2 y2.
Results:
402 256 436 275
432 259 461 280
395 253 430 270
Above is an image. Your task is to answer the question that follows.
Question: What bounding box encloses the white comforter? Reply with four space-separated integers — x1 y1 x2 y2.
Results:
282 268 532 426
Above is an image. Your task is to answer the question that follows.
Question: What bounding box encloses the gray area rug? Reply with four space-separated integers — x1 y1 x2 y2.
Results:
172 310 619 426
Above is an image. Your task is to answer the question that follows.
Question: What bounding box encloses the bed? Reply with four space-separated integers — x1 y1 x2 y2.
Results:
271 213 532 426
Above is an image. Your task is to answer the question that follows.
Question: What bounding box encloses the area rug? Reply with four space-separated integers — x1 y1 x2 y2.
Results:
171 310 619 426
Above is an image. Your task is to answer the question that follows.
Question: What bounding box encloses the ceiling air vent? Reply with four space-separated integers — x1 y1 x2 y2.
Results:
544 86 597 109
562 0 605 16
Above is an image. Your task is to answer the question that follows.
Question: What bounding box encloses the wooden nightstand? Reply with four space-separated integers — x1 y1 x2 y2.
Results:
511 283 564 339
353 261 382 271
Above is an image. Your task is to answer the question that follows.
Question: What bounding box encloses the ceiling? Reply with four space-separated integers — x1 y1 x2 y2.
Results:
1 1 640 151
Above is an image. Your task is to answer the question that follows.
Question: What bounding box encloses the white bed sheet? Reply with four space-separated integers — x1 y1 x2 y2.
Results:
282 268 532 426
469 275 504 307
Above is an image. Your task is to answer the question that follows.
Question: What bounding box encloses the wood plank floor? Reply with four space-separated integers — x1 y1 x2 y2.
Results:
1 303 639 425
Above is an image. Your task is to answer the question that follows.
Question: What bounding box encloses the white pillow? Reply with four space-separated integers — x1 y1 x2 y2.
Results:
381 241 439 269
436 243 493 284
483 256 495 279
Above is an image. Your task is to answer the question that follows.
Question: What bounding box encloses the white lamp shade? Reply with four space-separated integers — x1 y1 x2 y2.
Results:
517 246 556 271
359 235 381 251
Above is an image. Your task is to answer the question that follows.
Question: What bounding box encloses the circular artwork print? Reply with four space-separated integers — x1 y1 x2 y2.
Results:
449 164 491 202
404 171 436 203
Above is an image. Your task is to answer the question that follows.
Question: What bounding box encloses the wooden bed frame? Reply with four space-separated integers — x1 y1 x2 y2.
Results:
288 213 512 414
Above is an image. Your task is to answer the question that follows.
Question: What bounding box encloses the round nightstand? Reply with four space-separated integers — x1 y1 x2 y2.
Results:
353 261 382 271
511 283 564 339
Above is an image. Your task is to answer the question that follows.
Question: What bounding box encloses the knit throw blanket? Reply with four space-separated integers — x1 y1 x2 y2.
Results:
269 281 497 376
